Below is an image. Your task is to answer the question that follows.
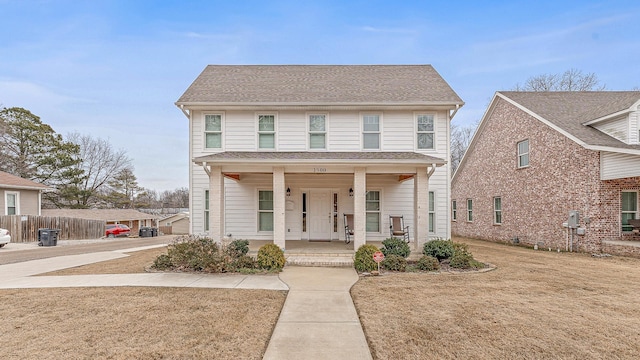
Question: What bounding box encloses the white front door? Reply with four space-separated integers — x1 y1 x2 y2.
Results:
309 189 332 240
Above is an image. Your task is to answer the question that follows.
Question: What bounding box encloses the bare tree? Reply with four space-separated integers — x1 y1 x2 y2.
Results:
65 132 132 208
450 122 476 174
514 68 605 91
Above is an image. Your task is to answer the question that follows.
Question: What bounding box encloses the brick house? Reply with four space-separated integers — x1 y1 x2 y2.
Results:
176 65 464 251
452 91 640 255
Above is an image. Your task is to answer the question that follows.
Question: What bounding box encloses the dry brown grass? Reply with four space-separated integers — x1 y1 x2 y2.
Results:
39 247 168 276
351 237 640 360
1 287 286 359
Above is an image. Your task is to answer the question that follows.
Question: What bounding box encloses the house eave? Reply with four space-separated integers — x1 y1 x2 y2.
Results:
175 101 464 110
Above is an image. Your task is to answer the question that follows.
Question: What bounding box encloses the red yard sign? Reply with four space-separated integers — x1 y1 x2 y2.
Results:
373 251 385 263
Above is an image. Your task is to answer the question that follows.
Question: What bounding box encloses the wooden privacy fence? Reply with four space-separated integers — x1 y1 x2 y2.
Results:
159 225 172 235
0 215 105 243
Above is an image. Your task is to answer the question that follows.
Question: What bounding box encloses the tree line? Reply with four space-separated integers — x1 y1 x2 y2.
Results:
0 106 187 209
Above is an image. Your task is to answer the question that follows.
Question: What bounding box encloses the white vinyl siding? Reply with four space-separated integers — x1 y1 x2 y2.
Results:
600 152 640 180
309 114 327 149
258 114 276 149
362 114 381 150
417 114 435 149
204 114 222 149
592 115 631 143
622 191 638 232
517 139 529 168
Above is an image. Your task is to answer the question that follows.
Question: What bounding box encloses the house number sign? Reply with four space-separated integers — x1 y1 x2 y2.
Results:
313 167 327 173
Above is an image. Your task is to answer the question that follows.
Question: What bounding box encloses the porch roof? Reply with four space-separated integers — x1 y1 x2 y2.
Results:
193 151 446 166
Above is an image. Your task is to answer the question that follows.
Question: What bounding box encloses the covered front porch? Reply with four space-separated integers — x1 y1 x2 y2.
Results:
195 151 444 253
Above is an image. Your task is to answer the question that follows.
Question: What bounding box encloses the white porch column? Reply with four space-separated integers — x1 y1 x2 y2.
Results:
273 166 286 250
208 165 225 244
353 167 367 249
414 167 429 251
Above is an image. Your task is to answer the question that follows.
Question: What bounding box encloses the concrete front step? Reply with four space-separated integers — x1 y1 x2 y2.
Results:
285 254 354 267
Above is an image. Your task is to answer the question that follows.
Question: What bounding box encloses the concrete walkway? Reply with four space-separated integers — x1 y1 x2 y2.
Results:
263 267 373 360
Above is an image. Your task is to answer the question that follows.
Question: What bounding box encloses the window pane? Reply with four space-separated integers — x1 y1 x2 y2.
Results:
205 190 209 210
259 134 275 148
259 212 274 231
363 115 379 131
259 115 275 131
518 140 529 154
495 212 502 224
366 213 380 232
417 115 434 131
494 197 501 210
429 192 435 211
205 133 221 148
7 194 16 207
429 213 435 232
259 191 273 210
519 154 529 167
363 133 380 149
418 133 434 149
309 115 325 131
205 115 221 131
204 211 209 231
309 134 326 149
622 192 638 211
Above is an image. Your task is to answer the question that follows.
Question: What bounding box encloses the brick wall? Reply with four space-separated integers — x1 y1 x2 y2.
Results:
451 97 639 253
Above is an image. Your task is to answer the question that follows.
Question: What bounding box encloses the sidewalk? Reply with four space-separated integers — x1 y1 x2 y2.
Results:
263 267 373 360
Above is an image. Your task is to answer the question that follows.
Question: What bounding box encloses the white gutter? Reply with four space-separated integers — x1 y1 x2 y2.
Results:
178 104 190 119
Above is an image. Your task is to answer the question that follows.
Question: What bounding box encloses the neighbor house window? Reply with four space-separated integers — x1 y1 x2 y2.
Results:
452 200 457 221
494 197 502 225
258 190 274 231
258 115 275 149
517 139 529 168
204 114 222 149
309 114 326 149
467 199 473 222
5 192 18 215
622 191 638 232
363 114 380 150
204 190 209 232
366 190 380 232
429 191 435 232
417 114 435 149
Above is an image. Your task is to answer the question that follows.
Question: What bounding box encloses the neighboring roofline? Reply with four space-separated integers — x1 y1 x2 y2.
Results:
174 101 465 108
0 184 51 191
582 107 635 126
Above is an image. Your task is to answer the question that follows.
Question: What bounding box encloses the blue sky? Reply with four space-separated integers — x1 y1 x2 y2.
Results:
1 0 638 191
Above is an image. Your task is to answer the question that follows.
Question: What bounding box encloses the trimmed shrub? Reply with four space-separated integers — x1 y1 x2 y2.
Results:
152 254 172 270
381 237 411 258
231 254 257 270
257 244 286 270
226 239 250 258
423 239 455 260
449 242 484 269
354 244 380 272
168 235 223 271
416 255 440 271
381 254 407 272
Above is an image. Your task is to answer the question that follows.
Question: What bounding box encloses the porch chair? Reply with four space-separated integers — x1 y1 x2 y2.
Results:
389 215 410 243
629 219 640 235
344 213 354 244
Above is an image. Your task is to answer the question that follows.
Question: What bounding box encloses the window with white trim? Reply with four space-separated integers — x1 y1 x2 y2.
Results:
258 190 274 231
417 114 435 149
366 191 380 232
622 191 638 232
5 192 18 215
494 197 502 225
452 200 457 221
309 114 326 149
517 139 529 168
362 114 380 150
467 199 473 222
204 190 210 232
204 114 222 149
258 115 275 149
429 191 435 232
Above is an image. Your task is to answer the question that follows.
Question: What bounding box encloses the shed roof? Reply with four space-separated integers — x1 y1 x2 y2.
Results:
177 65 463 106
0 171 51 190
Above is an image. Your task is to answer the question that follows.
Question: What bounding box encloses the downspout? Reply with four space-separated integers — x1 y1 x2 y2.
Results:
178 104 190 119
449 104 461 121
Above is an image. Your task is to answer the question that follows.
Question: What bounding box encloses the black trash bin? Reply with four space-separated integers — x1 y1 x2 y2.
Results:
151 228 158 237
139 227 150 238
38 228 60 246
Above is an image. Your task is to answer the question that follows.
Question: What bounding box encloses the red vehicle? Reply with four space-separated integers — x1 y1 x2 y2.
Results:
105 224 131 238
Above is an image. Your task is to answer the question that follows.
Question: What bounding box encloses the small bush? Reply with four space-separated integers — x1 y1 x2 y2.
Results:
257 244 286 270
416 255 440 271
423 239 455 260
354 244 380 272
230 254 257 270
226 239 250 258
168 235 222 271
381 254 407 272
449 242 484 269
381 237 411 258
152 254 172 270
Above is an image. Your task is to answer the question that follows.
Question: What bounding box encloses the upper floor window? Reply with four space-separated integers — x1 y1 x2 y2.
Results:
494 196 502 225
517 139 529 168
6 192 18 215
362 114 380 150
622 191 638 232
417 114 435 149
204 114 222 149
258 115 275 149
309 114 326 149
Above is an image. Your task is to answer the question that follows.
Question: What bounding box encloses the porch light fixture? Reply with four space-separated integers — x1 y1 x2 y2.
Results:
286 187 291 197
349 188 354 197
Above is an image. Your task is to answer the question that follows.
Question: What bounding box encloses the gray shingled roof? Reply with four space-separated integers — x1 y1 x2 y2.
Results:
0 171 50 190
500 91 640 150
177 65 463 106
194 151 445 165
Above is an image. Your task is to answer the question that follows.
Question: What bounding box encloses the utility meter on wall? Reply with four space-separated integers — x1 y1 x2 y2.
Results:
568 210 580 229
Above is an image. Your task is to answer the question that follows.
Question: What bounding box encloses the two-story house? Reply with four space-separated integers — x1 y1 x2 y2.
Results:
452 91 640 256
176 65 463 251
